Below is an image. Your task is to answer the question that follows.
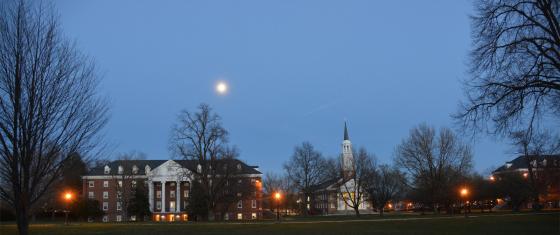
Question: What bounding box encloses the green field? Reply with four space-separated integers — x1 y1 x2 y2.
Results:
1 212 558 235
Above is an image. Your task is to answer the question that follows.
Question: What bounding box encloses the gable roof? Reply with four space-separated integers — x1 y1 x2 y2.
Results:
493 154 560 173
86 159 261 176
310 178 347 192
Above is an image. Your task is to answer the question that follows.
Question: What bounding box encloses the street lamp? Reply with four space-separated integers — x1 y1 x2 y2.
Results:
460 188 468 218
274 192 281 222
63 191 73 225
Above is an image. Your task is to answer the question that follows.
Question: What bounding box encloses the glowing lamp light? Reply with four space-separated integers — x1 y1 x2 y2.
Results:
64 192 73 201
489 175 495 181
460 188 468 197
523 172 528 178
274 192 281 200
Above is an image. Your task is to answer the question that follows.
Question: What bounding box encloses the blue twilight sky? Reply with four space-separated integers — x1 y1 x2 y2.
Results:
55 0 517 175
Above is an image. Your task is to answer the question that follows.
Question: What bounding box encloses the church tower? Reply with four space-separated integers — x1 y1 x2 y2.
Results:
341 122 354 178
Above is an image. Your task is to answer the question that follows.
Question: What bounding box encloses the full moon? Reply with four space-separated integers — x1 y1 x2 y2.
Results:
216 81 228 95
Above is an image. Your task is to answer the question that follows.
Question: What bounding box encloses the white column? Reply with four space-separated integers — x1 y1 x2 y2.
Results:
148 181 154 212
176 180 181 212
161 181 166 213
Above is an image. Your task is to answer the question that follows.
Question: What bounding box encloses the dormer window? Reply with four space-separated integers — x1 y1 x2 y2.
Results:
506 163 512 168
132 165 139 174
197 164 202 173
237 164 242 171
104 166 111 174
118 165 123 174
145 165 151 174
542 159 547 167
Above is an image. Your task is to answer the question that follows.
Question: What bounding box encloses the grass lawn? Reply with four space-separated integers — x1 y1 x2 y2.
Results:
0 212 558 235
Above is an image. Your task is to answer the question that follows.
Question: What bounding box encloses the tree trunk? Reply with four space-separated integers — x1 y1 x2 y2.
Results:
354 207 360 217
16 204 29 235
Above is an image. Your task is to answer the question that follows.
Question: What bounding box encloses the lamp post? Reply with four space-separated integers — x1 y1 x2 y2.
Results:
460 188 468 218
274 192 281 222
63 192 73 225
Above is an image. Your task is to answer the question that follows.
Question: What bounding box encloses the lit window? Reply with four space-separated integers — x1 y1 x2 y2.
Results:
116 215 122 222
251 213 257 220
103 202 108 211
103 181 109 187
237 200 243 209
156 201 162 210
88 181 94 187
156 191 161 198
88 192 94 199
103 191 108 199
237 213 243 220
118 181 123 188
130 215 136 221
184 190 189 198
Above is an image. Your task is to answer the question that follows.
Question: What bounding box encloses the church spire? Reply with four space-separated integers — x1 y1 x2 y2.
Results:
344 121 350 140
341 121 354 178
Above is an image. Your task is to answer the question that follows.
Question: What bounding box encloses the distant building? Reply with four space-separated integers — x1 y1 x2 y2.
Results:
492 154 560 208
82 159 262 222
308 123 372 215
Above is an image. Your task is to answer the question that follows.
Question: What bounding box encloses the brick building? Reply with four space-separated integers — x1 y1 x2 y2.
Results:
492 154 560 208
82 159 263 222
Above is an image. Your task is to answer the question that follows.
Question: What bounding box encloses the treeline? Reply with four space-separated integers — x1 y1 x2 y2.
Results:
264 124 559 216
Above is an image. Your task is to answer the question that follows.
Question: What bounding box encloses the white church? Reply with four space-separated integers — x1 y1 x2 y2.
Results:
307 122 372 215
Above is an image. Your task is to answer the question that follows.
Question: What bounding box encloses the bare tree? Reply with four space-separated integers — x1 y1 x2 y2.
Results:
0 2 108 234
170 103 246 221
394 124 473 213
283 142 327 215
365 164 406 216
456 0 560 137
110 152 146 222
338 147 376 217
263 172 296 215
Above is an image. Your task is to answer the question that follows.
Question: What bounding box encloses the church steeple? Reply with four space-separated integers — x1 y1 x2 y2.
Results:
344 122 350 140
341 122 354 178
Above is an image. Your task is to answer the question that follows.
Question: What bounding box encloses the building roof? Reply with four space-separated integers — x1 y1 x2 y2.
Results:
86 159 261 176
310 178 347 192
493 154 560 173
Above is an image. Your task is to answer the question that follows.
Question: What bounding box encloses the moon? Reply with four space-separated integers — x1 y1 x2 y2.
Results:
216 81 228 95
